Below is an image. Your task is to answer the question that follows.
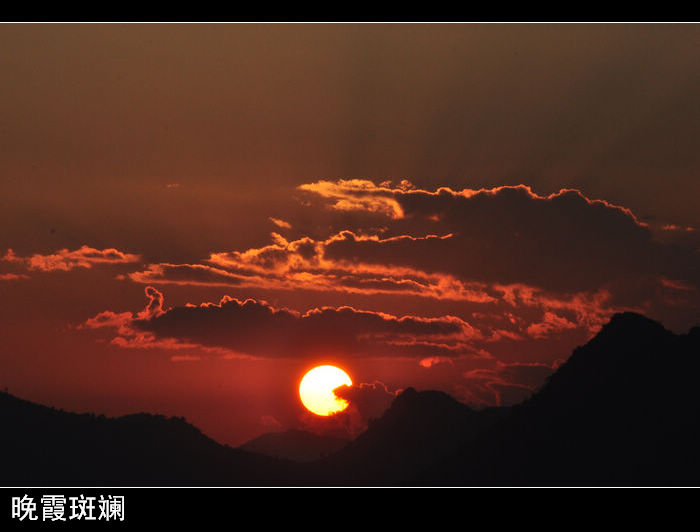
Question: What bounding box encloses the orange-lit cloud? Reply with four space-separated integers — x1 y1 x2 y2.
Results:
3 246 140 272
660 278 695 291
269 217 292 229
128 262 254 288
298 179 407 219
419 356 455 368
0 273 29 281
662 224 695 232
122 181 696 331
128 232 497 303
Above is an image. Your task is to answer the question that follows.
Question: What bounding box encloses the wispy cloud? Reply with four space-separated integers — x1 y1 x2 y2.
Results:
4 246 141 272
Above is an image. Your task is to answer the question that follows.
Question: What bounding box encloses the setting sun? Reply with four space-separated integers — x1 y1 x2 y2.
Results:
299 365 352 416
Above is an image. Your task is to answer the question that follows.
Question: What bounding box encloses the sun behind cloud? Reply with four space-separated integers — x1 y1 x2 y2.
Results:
299 365 352 416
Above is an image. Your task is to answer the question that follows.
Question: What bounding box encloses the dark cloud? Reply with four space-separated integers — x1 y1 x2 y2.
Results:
87 286 480 360
260 415 283 430
297 381 400 439
334 381 398 422
460 361 560 407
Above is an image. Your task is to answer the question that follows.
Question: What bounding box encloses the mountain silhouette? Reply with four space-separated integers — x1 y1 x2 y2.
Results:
1 312 698 486
0 392 306 486
419 312 700 485
238 429 349 462
309 388 506 485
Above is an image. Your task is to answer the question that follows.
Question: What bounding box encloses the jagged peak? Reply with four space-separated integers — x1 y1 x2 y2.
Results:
604 311 665 330
590 312 669 346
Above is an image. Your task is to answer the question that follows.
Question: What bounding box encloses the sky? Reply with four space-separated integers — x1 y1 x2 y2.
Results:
0 23 698 446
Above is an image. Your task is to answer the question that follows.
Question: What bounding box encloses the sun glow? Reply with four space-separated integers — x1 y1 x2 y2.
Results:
299 365 352 416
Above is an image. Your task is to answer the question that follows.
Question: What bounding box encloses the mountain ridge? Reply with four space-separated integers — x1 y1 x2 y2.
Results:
418 312 700 485
0 391 306 486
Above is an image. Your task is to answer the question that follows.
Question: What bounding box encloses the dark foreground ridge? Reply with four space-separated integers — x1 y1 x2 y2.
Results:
419 312 700 485
0 393 305 486
1 312 699 486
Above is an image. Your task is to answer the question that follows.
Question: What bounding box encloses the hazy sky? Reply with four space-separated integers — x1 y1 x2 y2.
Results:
0 23 698 445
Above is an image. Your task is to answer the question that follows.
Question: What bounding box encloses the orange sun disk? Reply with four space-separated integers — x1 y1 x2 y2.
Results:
299 365 352 416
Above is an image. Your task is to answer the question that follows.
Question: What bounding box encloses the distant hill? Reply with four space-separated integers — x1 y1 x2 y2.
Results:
2 312 698 486
239 429 349 462
311 388 507 485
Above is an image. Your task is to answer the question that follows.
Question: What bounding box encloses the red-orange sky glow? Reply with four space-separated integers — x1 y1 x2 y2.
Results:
0 23 698 446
